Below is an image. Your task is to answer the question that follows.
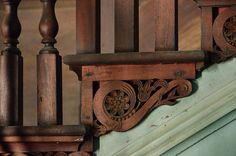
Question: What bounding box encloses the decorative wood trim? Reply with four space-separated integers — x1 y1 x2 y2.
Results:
93 79 192 136
111 61 236 156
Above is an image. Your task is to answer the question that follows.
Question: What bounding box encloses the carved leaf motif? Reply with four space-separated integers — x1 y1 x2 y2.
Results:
93 79 192 136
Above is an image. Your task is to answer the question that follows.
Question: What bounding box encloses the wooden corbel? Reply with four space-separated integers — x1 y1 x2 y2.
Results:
195 0 236 63
64 51 206 136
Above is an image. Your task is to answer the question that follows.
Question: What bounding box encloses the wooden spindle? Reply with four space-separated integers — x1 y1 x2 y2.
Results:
37 0 62 126
0 0 23 126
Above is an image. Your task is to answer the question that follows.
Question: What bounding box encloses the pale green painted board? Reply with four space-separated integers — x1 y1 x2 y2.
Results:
96 58 236 156
162 109 236 156
177 119 236 156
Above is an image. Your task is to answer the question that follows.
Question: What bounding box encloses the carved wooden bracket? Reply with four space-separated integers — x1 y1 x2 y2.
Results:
93 79 192 136
195 0 236 63
64 51 205 136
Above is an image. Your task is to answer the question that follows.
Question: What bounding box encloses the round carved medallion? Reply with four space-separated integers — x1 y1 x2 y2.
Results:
93 81 136 130
223 16 236 47
213 8 236 52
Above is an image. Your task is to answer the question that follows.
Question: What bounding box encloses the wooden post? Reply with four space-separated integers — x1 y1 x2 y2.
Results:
37 0 62 126
0 0 23 126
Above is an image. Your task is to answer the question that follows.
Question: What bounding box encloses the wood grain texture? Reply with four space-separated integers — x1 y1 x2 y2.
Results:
138 0 155 52
115 0 136 52
0 125 86 136
81 64 196 81
201 7 214 52
64 51 205 66
37 54 62 126
0 55 23 126
0 143 79 153
155 0 178 51
195 0 236 7
80 82 93 126
76 0 97 53
100 0 115 53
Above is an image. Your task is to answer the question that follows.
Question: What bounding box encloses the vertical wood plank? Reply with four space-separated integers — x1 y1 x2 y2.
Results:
37 54 62 126
138 0 155 52
100 0 115 53
76 0 98 53
201 7 214 51
115 0 135 52
80 82 93 125
155 0 178 51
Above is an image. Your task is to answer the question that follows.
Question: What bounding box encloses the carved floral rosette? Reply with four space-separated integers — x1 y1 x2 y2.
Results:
93 79 192 136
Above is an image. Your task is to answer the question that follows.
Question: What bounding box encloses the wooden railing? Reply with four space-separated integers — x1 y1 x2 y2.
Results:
0 0 236 155
0 0 90 155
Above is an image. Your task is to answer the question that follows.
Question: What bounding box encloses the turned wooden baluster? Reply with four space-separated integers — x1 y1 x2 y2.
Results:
0 0 23 126
38 0 62 125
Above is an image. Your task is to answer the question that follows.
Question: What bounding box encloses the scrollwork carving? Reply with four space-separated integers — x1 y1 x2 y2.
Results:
224 16 236 47
93 79 192 136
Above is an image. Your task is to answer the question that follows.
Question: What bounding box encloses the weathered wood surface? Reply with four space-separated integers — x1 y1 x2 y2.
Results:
0 125 86 136
0 0 23 126
64 51 205 66
81 63 196 81
100 0 115 53
195 0 236 7
155 0 178 51
201 7 214 52
115 0 136 52
37 0 62 126
80 82 93 126
76 0 98 53
138 0 155 52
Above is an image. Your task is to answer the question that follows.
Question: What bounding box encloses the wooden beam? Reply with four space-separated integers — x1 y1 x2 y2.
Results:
81 63 196 81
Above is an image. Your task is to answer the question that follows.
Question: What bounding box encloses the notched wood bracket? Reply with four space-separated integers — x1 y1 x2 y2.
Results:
64 51 205 136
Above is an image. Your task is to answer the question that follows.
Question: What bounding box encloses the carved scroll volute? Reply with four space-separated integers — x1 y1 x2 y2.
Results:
39 0 59 54
37 0 62 126
1 0 21 54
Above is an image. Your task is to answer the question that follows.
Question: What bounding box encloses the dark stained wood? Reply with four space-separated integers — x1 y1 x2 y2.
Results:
195 0 236 7
0 56 23 126
201 7 214 52
100 0 115 53
38 0 62 126
76 0 98 53
0 143 80 153
81 63 196 81
64 51 205 66
0 0 23 126
0 125 86 136
37 54 62 125
80 82 93 126
0 136 83 143
138 0 155 52
115 0 136 52
155 0 178 51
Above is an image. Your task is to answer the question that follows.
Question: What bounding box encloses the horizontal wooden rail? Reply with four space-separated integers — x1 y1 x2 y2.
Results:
64 51 205 66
